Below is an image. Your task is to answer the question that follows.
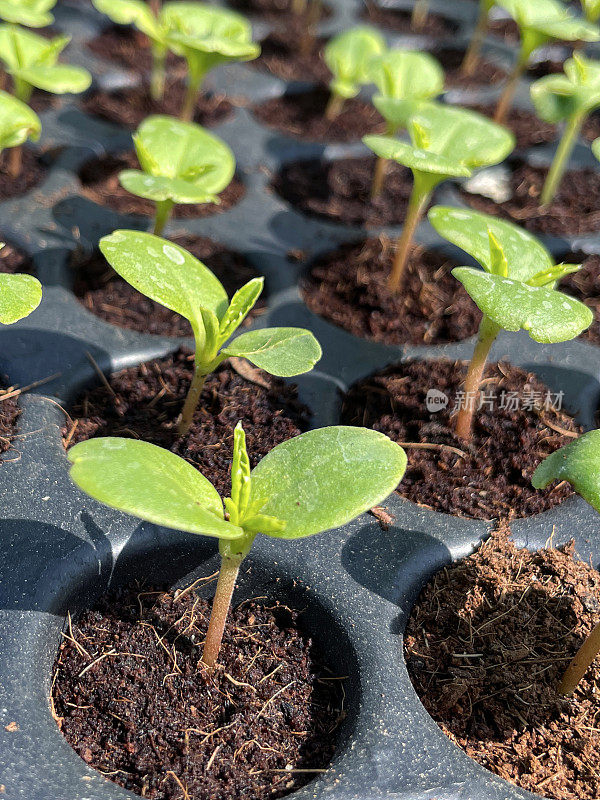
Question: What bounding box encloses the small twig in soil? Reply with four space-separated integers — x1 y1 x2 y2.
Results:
85 351 116 397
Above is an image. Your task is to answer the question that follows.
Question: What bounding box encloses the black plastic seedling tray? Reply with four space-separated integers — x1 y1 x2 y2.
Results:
1 0 600 798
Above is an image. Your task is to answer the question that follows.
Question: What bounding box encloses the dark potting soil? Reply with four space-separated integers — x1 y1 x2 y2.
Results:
341 359 579 520
560 254 600 345
301 239 481 346
72 233 266 336
488 16 520 42
0 380 20 461
0 149 47 200
460 162 600 237
53 585 344 800
465 103 557 149
254 29 329 83
434 47 508 89
87 25 183 75
64 351 309 496
252 87 385 143
78 150 245 219
405 530 600 800
81 81 233 130
272 156 414 227
361 3 459 36
227 0 331 22
0 240 33 275
582 110 600 142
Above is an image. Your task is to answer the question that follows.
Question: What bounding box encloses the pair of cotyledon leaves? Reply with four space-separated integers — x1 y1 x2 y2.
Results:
68 425 407 543
99 230 321 377
0 0 55 27
0 25 91 98
92 0 260 73
364 104 515 189
324 27 386 100
498 0 599 56
119 115 234 206
430 207 593 343
532 53 600 124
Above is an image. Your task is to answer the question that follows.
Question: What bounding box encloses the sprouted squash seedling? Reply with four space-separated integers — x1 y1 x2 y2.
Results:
363 104 515 293
119 115 235 235
429 205 593 441
367 48 444 198
0 89 40 178
531 53 600 205
323 27 385 121
0 245 42 323
0 0 55 26
68 423 407 667
99 230 322 436
461 0 495 77
164 3 260 121
581 0 600 23
533 430 600 694
494 0 599 123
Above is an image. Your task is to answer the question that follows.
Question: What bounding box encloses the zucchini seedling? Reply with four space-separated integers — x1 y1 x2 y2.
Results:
0 0 55 27
99 230 322 436
533 430 600 694
323 26 385 121
493 0 599 123
429 205 593 441
164 3 260 121
367 48 444 198
0 89 40 178
68 423 407 667
0 244 41 324
363 104 515 293
531 53 600 205
118 114 235 235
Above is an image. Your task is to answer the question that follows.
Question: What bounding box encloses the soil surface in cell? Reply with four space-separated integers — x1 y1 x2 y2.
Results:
0 380 20 461
273 157 415 228
341 359 579 520
405 530 600 800
253 87 385 142
227 0 331 22
87 25 183 75
302 239 481 345
465 103 557 149
73 234 266 336
0 240 33 275
78 150 245 218
361 3 459 36
460 162 600 236
53 585 344 800
254 28 329 83
64 351 309 496
0 149 47 200
434 47 508 89
82 81 233 130
560 254 600 345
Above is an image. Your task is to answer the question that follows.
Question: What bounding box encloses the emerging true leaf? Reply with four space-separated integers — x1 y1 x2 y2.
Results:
222 328 323 378
532 54 600 123
532 429 600 511
0 269 42 324
452 267 593 342
0 90 41 151
324 26 386 100
0 0 55 26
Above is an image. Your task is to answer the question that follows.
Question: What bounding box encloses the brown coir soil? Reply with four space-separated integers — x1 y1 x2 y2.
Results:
301 239 481 346
272 157 414 228
253 88 385 142
0 240 33 274
434 47 508 89
0 149 46 200
87 25 183 75
227 0 330 22
405 530 600 800
341 359 579 520
78 151 244 219
361 3 459 35
0 381 20 460
73 234 265 336
64 351 309 496
460 162 600 236
81 81 233 130
560 254 600 345
254 29 329 83
465 103 557 149
53 585 344 800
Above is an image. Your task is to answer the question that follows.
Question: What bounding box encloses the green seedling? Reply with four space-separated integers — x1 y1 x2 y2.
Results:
581 0 600 23
68 423 407 667
99 230 322 436
0 244 41 324
531 53 600 205
323 26 385 120
0 0 56 27
494 0 599 123
164 3 260 121
363 105 514 294
593 135 600 160
0 88 40 178
429 205 592 441
461 0 495 77
533 430 600 694
118 115 235 235
367 48 444 198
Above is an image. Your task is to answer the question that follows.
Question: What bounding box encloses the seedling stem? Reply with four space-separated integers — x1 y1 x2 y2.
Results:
371 122 394 200
292 0 307 14
560 620 600 695
150 45 166 102
411 0 429 29
455 316 500 441
181 67 207 122
389 174 432 293
325 91 345 120
178 365 210 436
7 144 21 178
153 198 174 236
494 50 528 123
541 109 585 205
461 2 491 77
